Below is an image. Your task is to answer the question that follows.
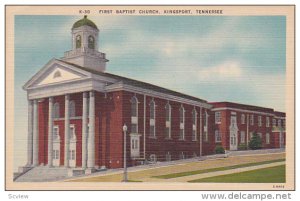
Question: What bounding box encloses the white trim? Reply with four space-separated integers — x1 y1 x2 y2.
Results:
192 108 197 141
165 102 172 139
53 125 60 141
131 96 139 134
215 111 221 124
215 130 222 142
149 99 156 138
105 82 212 109
211 107 275 116
179 105 185 140
23 59 92 89
266 116 270 127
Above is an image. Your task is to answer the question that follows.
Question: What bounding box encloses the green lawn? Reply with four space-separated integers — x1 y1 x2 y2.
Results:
188 165 285 183
153 159 285 179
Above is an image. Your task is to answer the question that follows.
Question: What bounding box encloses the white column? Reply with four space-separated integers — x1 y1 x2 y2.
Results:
47 97 53 167
32 100 39 166
64 94 70 167
82 92 88 169
87 91 95 168
26 100 33 166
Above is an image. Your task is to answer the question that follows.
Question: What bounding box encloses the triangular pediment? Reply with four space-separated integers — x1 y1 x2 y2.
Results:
24 59 92 89
37 66 82 86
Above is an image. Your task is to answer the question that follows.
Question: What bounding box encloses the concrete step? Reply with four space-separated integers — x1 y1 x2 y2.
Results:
15 166 69 182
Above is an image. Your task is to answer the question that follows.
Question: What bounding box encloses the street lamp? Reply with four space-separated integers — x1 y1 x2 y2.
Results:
122 124 128 182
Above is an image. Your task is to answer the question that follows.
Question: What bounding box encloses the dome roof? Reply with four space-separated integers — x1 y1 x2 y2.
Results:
72 15 98 30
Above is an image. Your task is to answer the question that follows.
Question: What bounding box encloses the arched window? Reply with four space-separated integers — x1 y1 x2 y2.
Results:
69 100 76 117
192 108 197 141
149 100 156 137
53 102 60 118
76 35 81 49
130 96 138 133
88 35 95 49
165 103 171 139
179 106 185 140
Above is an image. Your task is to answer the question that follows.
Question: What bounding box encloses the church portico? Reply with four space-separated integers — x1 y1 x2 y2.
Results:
25 90 100 171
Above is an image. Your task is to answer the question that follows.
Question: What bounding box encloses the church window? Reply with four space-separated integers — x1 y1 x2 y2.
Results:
149 99 156 138
69 100 76 117
88 35 95 49
165 103 171 139
53 102 60 118
131 96 138 133
76 35 81 48
179 105 185 140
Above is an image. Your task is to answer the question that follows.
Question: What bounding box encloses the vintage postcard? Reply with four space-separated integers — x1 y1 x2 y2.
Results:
5 5 295 190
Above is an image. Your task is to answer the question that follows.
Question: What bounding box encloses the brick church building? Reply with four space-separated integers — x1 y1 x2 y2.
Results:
22 16 286 174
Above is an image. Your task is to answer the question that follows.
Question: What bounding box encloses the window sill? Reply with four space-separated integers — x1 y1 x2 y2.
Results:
178 139 185 141
149 136 157 139
165 137 173 140
192 139 198 142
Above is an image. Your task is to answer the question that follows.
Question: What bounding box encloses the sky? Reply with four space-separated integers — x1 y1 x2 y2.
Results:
14 15 286 171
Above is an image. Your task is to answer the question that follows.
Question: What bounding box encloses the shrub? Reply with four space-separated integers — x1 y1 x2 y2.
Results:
238 143 247 150
215 145 225 154
248 133 262 150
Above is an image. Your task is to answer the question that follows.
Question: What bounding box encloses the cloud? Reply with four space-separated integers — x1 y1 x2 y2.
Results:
197 61 242 81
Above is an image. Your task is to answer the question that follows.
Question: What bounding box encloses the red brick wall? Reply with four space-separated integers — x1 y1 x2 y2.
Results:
38 99 48 165
121 91 211 166
212 109 275 150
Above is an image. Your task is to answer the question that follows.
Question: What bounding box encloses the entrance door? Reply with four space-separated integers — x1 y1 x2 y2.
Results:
53 142 60 166
230 130 238 150
52 126 60 166
69 125 77 168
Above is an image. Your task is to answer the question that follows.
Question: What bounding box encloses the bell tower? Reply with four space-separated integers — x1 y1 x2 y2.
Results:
62 15 108 72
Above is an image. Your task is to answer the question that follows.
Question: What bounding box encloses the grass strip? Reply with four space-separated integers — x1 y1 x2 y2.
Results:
153 158 285 179
188 165 285 183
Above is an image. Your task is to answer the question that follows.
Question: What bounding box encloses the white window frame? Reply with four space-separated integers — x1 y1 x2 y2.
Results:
241 114 245 124
266 117 270 127
250 114 254 125
179 105 185 140
165 103 171 139
192 108 197 141
215 111 221 124
53 102 60 119
204 110 208 142
69 100 76 117
69 124 76 140
149 99 156 138
130 96 138 134
240 131 245 144
53 125 60 140
258 116 262 127
278 119 282 128
215 130 222 142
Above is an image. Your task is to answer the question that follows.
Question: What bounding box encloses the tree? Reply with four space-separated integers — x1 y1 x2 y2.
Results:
248 133 262 150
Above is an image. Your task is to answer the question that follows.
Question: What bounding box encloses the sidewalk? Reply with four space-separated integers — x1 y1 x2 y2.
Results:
141 161 285 182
